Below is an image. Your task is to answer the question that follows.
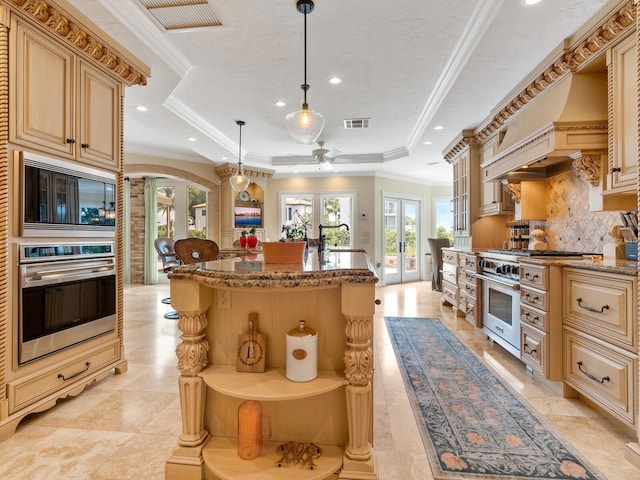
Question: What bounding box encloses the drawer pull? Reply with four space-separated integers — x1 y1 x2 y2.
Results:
523 344 537 355
524 293 539 303
58 362 91 381
524 312 540 324
576 298 609 314
577 361 610 384
525 273 539 280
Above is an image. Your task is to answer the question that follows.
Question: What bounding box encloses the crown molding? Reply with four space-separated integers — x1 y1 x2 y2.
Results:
7 0 149 86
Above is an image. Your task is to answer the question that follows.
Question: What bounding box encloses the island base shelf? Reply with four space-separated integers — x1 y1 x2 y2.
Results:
203 436 343 480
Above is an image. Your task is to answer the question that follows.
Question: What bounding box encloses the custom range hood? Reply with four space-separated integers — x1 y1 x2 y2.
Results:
481 72 608 181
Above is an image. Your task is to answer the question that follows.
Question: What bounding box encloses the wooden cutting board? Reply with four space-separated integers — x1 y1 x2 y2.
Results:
236 313 266 373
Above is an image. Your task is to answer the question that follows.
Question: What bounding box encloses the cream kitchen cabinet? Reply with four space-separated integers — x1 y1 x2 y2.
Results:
480 136 515 216
447 131 480 247
605 33 637 194
10 16 121 171
562 267 638 430
461 253 479 327
519 261 563 380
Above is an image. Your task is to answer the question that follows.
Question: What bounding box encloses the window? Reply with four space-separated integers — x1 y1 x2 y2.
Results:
157 186 175 238
188 185 207 238
434 197 454 244
280 193 354 247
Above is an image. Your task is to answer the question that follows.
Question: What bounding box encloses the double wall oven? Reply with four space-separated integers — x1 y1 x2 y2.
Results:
16 151 118 365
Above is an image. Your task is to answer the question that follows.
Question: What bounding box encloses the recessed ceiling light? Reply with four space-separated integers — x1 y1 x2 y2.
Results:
329 76 342 84
135 105 148 112
221 156 227 161
522 0 541 5
433 125 444 130
423 141 433 145
275 100 286 107
187 137 197 142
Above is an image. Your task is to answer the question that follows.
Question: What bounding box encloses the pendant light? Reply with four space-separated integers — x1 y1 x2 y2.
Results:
230 120 250 192
285 0 325 145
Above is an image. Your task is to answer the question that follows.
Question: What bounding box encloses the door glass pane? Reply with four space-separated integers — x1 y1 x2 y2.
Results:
403 203 417 273
157 186 175 238
187 185 207 238
435 198 454 244
282 195 313 240
321 194 352 247
384 199 399 276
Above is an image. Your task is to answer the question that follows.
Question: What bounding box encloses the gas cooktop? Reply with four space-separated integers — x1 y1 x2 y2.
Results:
487 249 591 257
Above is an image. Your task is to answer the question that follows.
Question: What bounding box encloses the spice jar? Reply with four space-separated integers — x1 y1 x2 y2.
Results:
286 320 317 382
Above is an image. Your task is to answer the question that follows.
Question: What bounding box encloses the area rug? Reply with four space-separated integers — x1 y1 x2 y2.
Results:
385 316 606 480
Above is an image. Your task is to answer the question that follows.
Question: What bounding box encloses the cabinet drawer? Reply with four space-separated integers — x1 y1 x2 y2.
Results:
521 324 547 374
443 250 458 264
520 264 548 289
442 269 457 285
563 268 637 350
463 280 477 299
8 340 120 413
463 269 476 284
442 281 457 306
564 327 636 427
520 285 548 311
463 254 476 270
520 304 549 332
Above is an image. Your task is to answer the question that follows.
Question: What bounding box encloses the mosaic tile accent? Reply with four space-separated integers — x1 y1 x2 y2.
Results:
545 170 620 253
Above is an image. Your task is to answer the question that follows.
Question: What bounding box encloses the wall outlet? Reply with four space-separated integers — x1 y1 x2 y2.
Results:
217 288 231 309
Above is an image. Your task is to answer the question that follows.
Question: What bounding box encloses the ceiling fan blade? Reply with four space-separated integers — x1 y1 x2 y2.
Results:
333 153 385 164
323 149 342 159
271 155 314 166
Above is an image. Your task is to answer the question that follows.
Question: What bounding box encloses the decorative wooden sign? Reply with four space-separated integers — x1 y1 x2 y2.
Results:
236 312 266 373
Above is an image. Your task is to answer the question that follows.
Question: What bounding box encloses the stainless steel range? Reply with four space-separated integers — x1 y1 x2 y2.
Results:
477 252 521 357
476 249 589 358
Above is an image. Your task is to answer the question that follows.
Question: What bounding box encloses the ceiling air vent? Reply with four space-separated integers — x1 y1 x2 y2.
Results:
137 0 222 31
344 118 370 129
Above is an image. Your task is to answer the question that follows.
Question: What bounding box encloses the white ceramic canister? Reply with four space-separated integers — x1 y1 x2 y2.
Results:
286 320 317 382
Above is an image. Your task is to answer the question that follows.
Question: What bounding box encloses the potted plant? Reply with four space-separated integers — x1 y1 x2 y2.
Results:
239 230 248 249
247 228 259 248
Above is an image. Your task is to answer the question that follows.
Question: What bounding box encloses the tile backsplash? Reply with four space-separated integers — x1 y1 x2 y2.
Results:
544 169 621 253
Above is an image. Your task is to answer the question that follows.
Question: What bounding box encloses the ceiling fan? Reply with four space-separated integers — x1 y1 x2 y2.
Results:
271 141 385 170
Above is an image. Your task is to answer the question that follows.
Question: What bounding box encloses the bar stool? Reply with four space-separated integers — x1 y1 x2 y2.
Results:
154 237 181 319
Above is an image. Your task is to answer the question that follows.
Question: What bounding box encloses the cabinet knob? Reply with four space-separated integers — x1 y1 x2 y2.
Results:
374 299 381 305
81 143 89 149
66 138 75 144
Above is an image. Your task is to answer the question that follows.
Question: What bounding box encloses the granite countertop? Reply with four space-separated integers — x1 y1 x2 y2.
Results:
518 256 639 276
169 249 378 289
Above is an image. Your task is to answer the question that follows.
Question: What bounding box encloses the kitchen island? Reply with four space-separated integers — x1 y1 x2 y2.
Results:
165 249 379 480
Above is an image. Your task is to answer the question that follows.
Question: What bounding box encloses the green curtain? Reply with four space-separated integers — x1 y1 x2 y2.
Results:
144 177 158 284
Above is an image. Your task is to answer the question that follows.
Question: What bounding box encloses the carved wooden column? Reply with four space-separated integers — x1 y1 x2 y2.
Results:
166 280 212 480
340 284 377 480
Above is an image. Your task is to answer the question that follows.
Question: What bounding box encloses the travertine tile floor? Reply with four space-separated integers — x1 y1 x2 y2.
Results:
0 281 638 479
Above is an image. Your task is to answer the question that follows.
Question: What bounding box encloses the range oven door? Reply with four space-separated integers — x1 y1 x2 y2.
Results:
19 257 116 364
478 273 521 357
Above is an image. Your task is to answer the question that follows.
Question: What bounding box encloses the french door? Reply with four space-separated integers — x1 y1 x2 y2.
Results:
383 196 420 284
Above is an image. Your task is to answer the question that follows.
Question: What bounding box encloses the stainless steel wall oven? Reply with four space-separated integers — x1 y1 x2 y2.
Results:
18 242 116 365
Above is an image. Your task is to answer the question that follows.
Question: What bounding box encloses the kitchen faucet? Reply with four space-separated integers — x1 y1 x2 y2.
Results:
318 223 349 252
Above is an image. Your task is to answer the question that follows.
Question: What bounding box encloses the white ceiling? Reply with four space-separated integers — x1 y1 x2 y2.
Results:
68 0 613 186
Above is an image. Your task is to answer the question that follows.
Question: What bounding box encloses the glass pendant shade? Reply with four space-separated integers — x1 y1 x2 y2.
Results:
230 164 250 192
230 119 250 192
285 104 325 145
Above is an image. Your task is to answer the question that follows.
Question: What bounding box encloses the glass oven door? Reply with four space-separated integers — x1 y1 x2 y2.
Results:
480 275 521 357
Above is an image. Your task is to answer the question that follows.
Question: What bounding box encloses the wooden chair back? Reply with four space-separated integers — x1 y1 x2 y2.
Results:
174 238 220 264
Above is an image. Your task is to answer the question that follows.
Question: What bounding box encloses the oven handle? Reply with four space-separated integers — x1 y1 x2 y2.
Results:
34 264 113 278
475 273 520 290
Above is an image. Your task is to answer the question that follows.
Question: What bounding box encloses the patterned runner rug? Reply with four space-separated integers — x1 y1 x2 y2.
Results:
385 316 606 480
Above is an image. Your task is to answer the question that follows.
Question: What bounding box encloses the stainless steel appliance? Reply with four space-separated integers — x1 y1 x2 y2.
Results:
20 151 116 237
477 249 590 358
18 242 116 364
477 252 521 357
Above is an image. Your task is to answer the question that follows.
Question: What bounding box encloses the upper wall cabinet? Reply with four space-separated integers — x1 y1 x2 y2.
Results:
480 137 515 216
449 136 480 243
606 33 637 194
10 17 121 171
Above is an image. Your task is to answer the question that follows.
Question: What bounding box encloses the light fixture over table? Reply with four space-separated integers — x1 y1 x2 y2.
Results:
285 0 325 145
229 120 251 192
